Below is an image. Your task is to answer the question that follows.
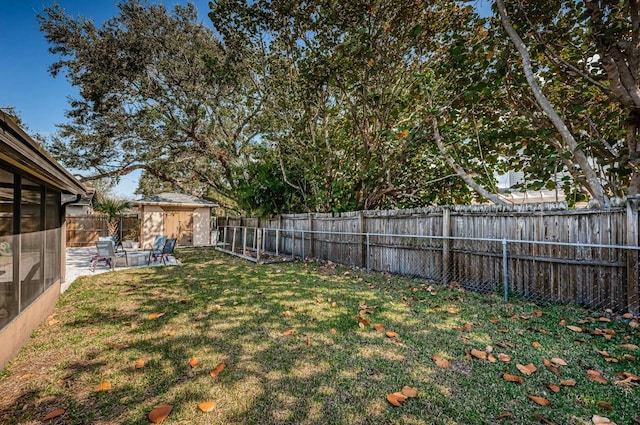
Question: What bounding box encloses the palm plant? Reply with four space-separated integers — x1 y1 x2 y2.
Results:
92 192 130 242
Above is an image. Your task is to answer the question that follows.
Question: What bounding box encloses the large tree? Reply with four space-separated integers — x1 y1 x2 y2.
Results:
39 0 265 209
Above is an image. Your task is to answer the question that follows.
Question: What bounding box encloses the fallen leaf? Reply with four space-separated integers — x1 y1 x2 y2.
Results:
516 363 537 375
94 381 112 392
551 357 567 366
386 392 407 407
189 357 199 368
596 349 610 357
543 359 560 376
498 411 512 418
619 343 639 350
498 353 511 362
567 325 583 332
306 335 311 346
401 386 418 398
374 324 385 332
149 404 173 423
148 312 165 320
464 322 473 331
503 373 524 384
283 310 291 317
587 369 608 384
471 348 487 359
283 329 294 336
598 317 611 322
198 401 216 412
432 355 450 369
597 401 614 411
528 395 550 406
135 359 146 369
546 383 560 393
560 379 576 386
533 310 543 317
42 408 65 421
163 330 175 337
592 415 613 424
532 342 542 349
385 331 399 338
446 307 459 314
533 411 556 424
488 354 497 363
210 362 225 377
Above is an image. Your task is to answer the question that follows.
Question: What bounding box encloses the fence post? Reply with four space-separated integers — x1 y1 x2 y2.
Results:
301 230 305 260
308 213 314 259
502 238 509 303
442 208 451 286
256 228 262 262
358 211 366 268
366 233 371 271
232 227 237 253
243 227 247 256
627 198 640 314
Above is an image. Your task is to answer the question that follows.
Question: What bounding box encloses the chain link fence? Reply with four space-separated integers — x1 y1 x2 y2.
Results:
218 225 639 314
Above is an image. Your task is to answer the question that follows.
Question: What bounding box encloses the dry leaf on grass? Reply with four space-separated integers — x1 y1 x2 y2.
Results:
432 355 451 369
42 408 65 421
198 401 216 412
283 329 294 336
516 363 537 375
560 379 576 386
471 348 487 359
498 353 511 362
386 392 407 407
189 357 199 368
592 415 614 424
543 359 560 376
148 404 173 424
587 369 608 384
374 324 384 332
503 373 524 384
401 386 418 397
135 359 146 369
148 312 165 320
385 331 399 338
597 401 614 411
532 342 542 348
567 325 583 332
545 383 560 393
551 357 567 366
528 395 551 406
619 343 639 350
94 381 112 392
210 362 225 377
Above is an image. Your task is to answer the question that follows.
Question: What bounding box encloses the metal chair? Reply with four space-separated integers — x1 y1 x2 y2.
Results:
148 238 177 265
92 240 128 271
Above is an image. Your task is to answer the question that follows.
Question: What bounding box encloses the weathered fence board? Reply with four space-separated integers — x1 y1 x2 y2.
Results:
217 202 640 312
66 215 139 247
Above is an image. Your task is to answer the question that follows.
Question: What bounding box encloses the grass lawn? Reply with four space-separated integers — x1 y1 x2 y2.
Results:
0 247 638 424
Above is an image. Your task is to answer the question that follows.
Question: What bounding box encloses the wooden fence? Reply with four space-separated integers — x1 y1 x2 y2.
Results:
66 215 140 247
217 200 640 314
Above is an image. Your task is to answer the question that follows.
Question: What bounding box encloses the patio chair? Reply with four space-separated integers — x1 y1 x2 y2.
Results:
148 237 177 265
92 240 128 271
98 236 125 252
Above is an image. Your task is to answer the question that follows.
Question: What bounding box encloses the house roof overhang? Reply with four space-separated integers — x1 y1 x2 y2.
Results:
0 112 86 195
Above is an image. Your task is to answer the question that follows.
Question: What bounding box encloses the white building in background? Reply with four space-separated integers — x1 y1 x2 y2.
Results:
494 170 566 204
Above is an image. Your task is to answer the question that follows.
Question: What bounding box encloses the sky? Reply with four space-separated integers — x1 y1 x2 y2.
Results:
0 0 214 199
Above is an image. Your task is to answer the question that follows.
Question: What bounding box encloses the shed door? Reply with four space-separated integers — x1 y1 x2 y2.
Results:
164 211 193 246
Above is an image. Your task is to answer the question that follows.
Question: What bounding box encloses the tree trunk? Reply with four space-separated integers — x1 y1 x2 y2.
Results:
430 117 508 206
496 0 608 206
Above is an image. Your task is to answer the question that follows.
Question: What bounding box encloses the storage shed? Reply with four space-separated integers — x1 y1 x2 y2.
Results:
0 112 86 369
131 193 217 248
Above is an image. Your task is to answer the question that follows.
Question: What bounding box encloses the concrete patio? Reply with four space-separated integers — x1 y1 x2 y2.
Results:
62 247 180 293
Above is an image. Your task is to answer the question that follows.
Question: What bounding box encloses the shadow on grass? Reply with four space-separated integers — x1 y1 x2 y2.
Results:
0 247 638 424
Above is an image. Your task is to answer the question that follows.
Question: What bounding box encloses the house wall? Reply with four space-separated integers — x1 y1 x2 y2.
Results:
141 206 164 248
0 280 60 368
193 208 211 246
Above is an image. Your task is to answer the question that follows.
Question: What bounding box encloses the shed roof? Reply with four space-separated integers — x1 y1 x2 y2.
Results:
131 192 218 208
0 112 86 195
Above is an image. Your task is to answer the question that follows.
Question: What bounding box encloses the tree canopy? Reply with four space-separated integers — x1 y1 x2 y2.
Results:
38 0 640 214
